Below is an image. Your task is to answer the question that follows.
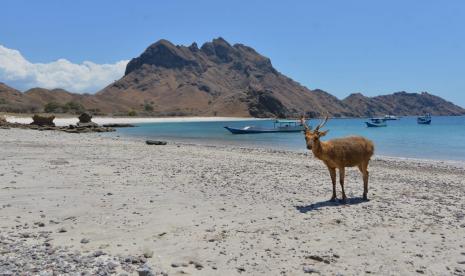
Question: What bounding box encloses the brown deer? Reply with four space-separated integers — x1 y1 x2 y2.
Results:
301 116 374 202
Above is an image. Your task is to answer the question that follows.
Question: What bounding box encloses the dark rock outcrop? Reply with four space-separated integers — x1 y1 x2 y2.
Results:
0 115 8 129
0 112 114 133
102 123 135 128
146 140 167 145
31 115 55 126
247 90 288 118
78 113 92 123
0 120 115 133
76 122 98 128
76 112 98 128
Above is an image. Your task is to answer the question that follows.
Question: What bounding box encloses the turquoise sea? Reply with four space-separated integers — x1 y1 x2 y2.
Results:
114 116 465 161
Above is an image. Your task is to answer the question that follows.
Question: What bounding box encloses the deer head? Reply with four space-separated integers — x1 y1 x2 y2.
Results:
301 115 329 150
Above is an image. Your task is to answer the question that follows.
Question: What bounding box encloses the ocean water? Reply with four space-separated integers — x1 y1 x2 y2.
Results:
113 116 465 161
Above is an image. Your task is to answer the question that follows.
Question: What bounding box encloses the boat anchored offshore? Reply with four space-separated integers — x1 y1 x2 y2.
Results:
417 114 432 125
224 119 307 134
365 118 387 127
383 115 399 120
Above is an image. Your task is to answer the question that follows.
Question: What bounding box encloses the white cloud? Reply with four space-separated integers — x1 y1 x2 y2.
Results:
0 45 129 93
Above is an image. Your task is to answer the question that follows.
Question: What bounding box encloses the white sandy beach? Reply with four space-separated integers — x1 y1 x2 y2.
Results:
4 115 262 127
1 128 465 275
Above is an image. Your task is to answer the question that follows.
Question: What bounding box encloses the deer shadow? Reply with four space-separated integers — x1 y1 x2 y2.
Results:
295 197 368 213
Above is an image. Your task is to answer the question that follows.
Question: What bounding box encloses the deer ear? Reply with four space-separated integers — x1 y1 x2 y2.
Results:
319 130 329 137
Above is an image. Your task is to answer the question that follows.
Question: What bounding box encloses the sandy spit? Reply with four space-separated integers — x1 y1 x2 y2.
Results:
0 128 464 275
4 115 263 126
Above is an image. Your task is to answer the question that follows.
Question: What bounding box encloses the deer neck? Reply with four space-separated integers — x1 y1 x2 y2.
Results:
311 139 325 159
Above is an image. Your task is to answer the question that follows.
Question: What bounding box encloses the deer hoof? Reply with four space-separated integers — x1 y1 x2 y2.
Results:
329 197 337 202
339 198 347 204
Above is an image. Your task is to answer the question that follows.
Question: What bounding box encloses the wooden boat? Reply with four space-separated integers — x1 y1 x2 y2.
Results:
224 120 307 134
417 114 431 125
365 118 387 127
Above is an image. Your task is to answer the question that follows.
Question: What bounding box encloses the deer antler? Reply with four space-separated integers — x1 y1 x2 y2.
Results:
300 115 311 131
315 115 329 131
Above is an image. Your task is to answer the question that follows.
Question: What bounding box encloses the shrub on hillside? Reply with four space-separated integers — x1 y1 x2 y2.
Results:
144 103 154 112
63 101 85 114
44 102 61 113
43 101 85 114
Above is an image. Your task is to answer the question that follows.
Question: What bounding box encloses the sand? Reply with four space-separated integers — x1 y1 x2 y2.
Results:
0 128 464 275
4 115 262 127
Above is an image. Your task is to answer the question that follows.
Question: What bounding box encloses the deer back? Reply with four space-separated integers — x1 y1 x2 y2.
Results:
319 136 374 167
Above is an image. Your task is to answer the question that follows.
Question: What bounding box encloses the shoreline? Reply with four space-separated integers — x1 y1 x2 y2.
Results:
1 128 464 275
111 132 465 166
3 113 465 163
3 115 265 127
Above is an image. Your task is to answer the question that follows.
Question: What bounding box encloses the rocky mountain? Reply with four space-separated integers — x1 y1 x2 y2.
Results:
1 38 464 117
97 38 353 117
343 91 465 117
0 83 106 114
0 83 27 112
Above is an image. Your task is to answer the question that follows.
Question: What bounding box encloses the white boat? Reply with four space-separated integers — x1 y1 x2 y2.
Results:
384 115 399 120
225 120 307 134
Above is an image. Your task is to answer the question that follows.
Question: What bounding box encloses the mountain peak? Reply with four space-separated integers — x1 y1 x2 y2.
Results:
152 39 176 48
124 38 278 78
212 37 231 47
345 92 366 99
188 42 199 52
125 39 200 75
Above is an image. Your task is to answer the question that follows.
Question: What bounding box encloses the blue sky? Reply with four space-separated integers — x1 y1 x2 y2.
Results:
1 0 464 106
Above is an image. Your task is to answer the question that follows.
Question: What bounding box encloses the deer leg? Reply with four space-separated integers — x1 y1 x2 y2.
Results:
339 167 347 203
362 162 369 200
328 167 337 202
